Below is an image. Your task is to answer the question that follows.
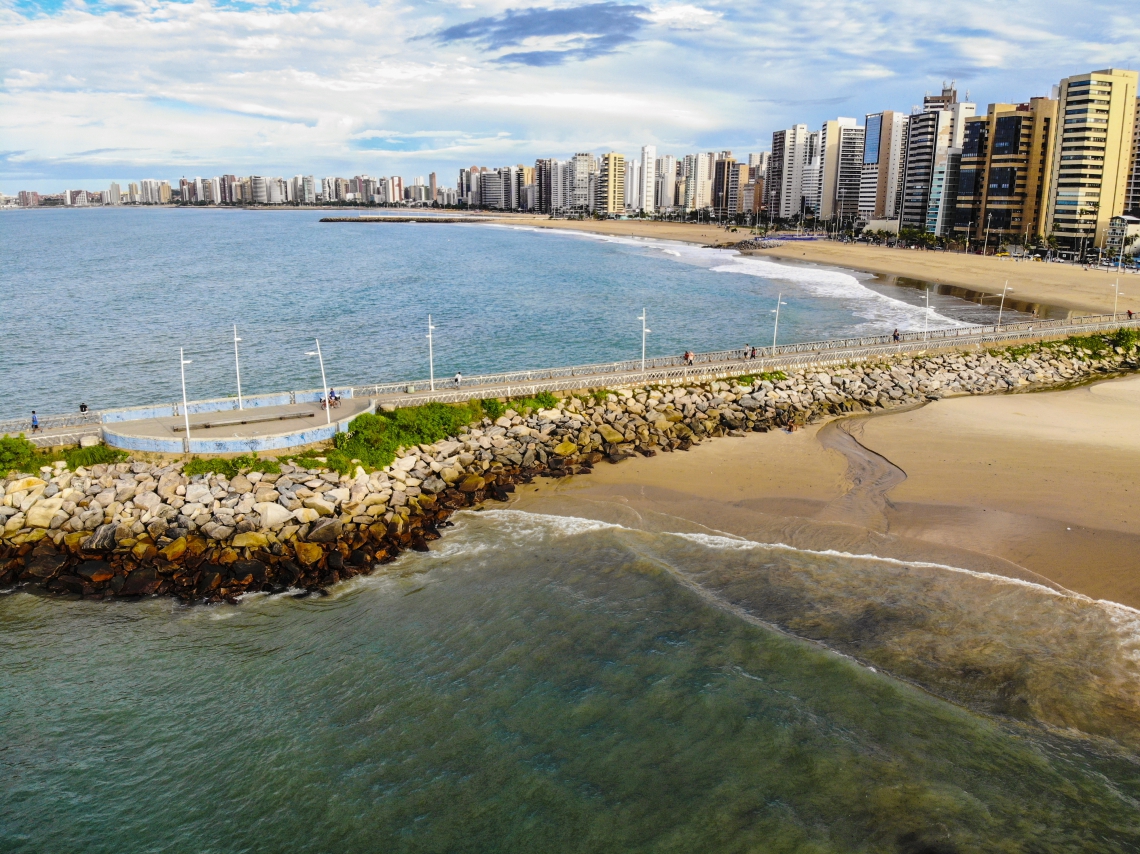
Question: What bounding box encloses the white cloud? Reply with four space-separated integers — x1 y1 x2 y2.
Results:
1 0 1138 191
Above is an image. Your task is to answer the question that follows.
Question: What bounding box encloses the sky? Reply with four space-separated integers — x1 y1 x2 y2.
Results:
2 0 1139 193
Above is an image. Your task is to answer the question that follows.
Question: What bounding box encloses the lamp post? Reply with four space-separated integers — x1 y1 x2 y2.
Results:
638 308 651 371
427 314 437 392
1112 279 1124 321
179 348 193 452
923 288 931 341
982 212 993 257
770 293 788 350
997 282 1012 326
232 324 244 410
305 340 330 425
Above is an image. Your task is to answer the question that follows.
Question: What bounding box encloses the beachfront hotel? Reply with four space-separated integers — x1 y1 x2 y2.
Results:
1045 68 1139 252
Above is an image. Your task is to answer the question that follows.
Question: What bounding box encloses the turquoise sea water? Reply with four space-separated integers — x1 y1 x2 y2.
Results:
0 208 1029 421
2 511 1139 852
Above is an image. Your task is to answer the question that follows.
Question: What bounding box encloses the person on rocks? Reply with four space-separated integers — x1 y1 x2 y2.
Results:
454 372 462 388
30 411 40 433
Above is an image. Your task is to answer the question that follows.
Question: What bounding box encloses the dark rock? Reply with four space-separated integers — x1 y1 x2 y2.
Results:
22 551 69 579
84 523 118 551
197 570 223 595
231 560 267 583
55 575 86 595
76 560 114 584
120 567 160 596
327 552 345 572
306 518 343 543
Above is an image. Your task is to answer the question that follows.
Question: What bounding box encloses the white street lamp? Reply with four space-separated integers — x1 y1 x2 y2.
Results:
997 282 1012 327
179 348 193 451
1112 279 1124 321
232 324 244 410
427 314 437 392
638 308 651 371
770 293 788 350
923 287 931 341
305 340 330 425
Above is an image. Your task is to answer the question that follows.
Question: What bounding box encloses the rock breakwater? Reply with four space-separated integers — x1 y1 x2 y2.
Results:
3 334 1138 603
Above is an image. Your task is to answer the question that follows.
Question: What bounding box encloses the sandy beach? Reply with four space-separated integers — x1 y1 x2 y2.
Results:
486 214 1134 315
512 374 1140 610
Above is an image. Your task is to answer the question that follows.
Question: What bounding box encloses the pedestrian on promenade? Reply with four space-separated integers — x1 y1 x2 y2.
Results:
79 403 88 413
892 329 900 342
1129 310 1134 320
31 411 40 433
454 372 462 388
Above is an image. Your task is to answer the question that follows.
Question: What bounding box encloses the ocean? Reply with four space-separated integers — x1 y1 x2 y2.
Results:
4 209 1136 851
1 208 1032 422
1 510 1138 852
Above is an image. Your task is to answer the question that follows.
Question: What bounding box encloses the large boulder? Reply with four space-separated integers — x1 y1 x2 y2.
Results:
83 523 118 551
254 501 292 530
302 496 334 517
306 518 343 543
5 477 45 495
25 498 64 529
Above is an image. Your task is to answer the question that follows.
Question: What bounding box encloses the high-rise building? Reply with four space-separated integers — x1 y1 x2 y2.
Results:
106 183 121 205
819 118 865 220
655 155 677 211
569 153 593 211
1127 98 1140 215
858 111 909 220
767 126 812 219
900 85 975 231
952 97 1058 245
712 154 736 215
625 158 642 211
534 159 553 213
639 145 657 213
17 191 40 207
1045 69 1140 252
595 152 626 214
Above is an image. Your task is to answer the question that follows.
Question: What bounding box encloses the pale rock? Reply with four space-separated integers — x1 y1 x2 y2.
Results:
26 498 65 529
5 477 45 495
134 491 162 511
254 501 293 529
293 507 320 524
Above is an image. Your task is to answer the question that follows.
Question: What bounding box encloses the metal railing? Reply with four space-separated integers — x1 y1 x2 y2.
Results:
4 312 1137 436
357 312 1140 401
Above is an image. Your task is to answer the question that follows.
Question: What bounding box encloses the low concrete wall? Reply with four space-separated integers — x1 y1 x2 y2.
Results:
100 389 354 425
102 403 368 455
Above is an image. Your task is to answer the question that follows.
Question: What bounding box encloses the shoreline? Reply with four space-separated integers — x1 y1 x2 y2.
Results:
483 215 1131 315
4 328 1140 606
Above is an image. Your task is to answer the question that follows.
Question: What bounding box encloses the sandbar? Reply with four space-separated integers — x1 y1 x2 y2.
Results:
512 375 1140 610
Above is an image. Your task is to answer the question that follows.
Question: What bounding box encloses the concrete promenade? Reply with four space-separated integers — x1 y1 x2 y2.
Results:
5 310 1139 456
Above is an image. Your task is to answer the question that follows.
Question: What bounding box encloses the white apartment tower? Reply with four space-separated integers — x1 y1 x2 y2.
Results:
859 111 909 219
818 118 864 220
656 155 677 210
639 145 657 212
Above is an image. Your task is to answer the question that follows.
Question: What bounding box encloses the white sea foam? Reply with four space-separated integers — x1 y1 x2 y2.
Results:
487 223 969 333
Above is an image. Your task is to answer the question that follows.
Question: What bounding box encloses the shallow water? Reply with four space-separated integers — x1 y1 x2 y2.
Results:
2 510 1137 852
0 209 1035 420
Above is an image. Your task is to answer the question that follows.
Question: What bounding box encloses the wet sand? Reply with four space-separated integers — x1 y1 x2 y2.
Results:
485 215 1131 315
512 375 1140 610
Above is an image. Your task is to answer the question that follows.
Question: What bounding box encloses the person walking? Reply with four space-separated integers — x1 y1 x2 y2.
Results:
31 411 40 433
892 329 900 342
454 372 462 388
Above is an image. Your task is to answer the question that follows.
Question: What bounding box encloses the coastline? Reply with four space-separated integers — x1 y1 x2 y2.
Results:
483 214 1130 315
511 374 1140 610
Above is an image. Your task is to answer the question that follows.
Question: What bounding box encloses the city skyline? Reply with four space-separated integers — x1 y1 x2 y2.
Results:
3 0 1140 193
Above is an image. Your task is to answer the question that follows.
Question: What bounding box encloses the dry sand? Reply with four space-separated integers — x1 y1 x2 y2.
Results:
512 375 1140 610
484 214 1134 315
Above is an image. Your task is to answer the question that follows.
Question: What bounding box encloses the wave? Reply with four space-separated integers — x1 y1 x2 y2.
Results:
486 223 969 333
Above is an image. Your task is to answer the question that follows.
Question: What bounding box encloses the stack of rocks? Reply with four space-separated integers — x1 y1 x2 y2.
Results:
2 338 1136 603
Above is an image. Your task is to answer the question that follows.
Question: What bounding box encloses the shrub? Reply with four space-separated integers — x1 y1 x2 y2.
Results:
481 398 505 420
183 453 280 479
64 445 127 469
0 435 37 475
322 400 485 473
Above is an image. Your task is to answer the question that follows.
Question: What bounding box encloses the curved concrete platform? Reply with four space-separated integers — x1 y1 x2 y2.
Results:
103 398 373 454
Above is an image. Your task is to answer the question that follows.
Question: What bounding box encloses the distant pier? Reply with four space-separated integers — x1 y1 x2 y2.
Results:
319 216 490 224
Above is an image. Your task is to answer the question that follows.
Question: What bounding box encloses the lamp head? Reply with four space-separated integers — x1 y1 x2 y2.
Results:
305 351 318 357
